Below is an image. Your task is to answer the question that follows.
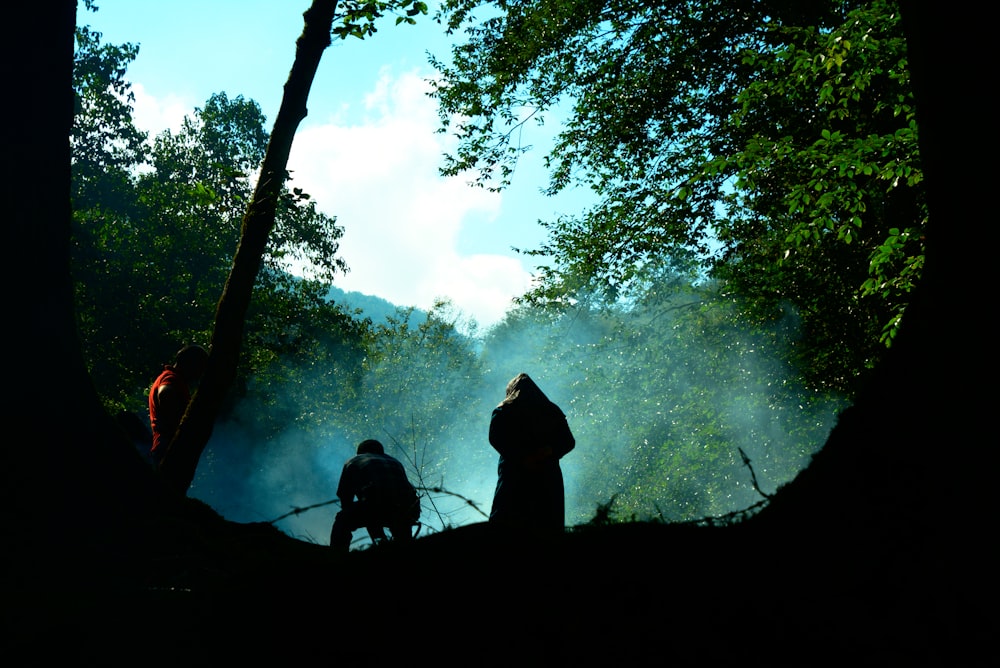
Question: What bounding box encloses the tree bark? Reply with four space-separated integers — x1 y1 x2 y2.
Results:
3 0 172 581
750 0 986 592
159 0 340 494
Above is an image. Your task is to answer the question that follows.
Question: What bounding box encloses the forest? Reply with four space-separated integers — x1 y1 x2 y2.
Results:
3 0 986 664
71 0 909 540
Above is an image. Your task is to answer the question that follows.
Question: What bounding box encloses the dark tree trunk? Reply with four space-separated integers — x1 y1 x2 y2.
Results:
753 1 984 533
159 0 340 494
743 3 988 657
3 0 167 577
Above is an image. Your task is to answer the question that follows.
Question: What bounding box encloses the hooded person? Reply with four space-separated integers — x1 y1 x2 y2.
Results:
488 372 576 530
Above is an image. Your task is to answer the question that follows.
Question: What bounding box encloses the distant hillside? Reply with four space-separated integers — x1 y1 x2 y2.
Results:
324 284 427 325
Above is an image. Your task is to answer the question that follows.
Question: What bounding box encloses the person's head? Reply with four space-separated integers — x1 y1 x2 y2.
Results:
503 372 547 405
505 372 532 396
175 344 209 382
357 439 385 455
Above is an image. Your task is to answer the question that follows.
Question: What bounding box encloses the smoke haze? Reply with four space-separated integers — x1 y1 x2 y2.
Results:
188 299 845 549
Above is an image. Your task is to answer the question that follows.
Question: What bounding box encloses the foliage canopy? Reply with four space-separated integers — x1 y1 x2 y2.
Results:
72 26 358 416
431 0 924 393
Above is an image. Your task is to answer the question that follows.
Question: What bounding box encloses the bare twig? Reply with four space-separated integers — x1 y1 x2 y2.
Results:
266 484 488 526
268 498 339 524
415 485 490 521
739 446 774 500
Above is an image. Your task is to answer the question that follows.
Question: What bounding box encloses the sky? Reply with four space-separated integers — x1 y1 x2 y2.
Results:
83 0 591 331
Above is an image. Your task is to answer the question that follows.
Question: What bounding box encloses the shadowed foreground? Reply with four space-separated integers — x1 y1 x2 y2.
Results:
5 472 984 665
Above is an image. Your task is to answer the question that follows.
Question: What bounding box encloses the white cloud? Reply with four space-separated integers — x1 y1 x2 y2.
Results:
129 82 191 135
287 68 534 330
125 67 537 330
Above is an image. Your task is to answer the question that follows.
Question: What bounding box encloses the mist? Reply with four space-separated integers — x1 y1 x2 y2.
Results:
188 295 846 549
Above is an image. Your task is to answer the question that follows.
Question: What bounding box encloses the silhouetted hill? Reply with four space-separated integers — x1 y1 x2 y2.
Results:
325 284 427 325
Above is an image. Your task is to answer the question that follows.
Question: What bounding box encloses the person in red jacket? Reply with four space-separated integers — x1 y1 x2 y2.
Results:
147 344 209 467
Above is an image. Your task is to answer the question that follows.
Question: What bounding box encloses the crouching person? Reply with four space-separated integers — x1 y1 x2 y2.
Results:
330 439 421 552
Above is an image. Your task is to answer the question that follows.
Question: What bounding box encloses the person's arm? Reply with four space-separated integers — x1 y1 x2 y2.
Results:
154 383 186 436
155 382 182 408
521 409 574 467
488 406 512 457
337 462 356 508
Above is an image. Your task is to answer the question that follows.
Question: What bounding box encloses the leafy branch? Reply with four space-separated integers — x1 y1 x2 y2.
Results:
332 0 428 40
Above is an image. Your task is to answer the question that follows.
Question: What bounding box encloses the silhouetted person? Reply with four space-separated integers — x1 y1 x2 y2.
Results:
148 344 208 468
489 372 575 530
329 439 420 552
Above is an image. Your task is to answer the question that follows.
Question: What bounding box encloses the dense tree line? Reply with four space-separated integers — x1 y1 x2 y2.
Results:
72 25 361 418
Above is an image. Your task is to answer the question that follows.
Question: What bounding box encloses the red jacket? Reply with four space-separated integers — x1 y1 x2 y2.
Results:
148 366 189 461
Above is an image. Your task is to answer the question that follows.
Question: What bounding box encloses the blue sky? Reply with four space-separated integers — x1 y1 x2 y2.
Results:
82 0 590 330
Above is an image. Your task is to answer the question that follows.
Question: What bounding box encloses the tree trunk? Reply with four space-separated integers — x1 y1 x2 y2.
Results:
3 0 170 583
746 6 987 646
158 0 340 494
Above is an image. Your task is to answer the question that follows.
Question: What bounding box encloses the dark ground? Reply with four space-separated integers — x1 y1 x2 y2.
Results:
4 481 987 666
